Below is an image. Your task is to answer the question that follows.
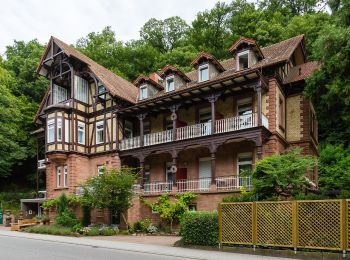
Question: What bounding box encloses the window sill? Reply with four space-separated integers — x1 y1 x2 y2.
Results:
54 187 69 191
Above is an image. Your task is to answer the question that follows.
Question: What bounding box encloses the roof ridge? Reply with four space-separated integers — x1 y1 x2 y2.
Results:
261 34 304 50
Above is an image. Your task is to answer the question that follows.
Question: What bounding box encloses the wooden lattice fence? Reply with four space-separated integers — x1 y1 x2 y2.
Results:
219 199 349 252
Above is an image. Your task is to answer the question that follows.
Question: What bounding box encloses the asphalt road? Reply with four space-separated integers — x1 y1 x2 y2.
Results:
0 235 185 260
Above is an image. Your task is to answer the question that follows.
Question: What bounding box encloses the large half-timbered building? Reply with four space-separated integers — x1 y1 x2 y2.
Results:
31 35 319 224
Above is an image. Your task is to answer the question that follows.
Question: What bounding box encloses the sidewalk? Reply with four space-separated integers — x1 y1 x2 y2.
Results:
0 230 286 260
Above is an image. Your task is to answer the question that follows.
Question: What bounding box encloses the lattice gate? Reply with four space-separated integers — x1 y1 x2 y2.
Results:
219 199 350 252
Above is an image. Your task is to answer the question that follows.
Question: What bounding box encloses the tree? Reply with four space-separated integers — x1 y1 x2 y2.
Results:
142 192 197 232
318 144 350 191
259 0 326 16
81 167 137 224
189 2 232 59
140 16 189 53
251 148 315 200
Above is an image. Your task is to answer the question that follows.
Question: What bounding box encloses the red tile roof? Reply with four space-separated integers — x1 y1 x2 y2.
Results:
228 37 257 53
283 61 320 84
133 75 163 90
190 52 225 72
159 64 191 82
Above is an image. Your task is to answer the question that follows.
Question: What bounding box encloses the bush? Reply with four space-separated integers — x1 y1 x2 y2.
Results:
23 225 74 236
180 211 219 247
77 225 118 236
55 210 79 227
132 218 152 233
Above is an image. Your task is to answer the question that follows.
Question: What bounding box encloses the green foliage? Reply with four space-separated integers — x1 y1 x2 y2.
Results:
55 210 79 228
0 191 32 213
318 144 350 191
223 186 255 202
81 167 136 214
42 194 80 209
180 211 219 247
251 148 315 200
142 192 197 232
23 225 74 236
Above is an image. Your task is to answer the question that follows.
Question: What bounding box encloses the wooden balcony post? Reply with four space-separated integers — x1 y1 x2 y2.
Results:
115 111 119 150
207 94 220 134
139 155 145 189
209 143 218 185
171 150 178 187
255 81 263 127
169 104 181 141
137 113 147 147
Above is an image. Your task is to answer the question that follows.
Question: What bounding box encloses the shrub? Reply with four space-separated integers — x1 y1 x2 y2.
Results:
147 224 158 234
180 211 219 247
23 225 74 236
55 210 79 227
133 218 152 233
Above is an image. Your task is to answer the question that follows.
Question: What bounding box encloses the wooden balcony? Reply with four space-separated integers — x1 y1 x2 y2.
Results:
119 113 268 151
132 176 252 195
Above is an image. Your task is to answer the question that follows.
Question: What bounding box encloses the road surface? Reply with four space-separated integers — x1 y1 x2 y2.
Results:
0 230 288 260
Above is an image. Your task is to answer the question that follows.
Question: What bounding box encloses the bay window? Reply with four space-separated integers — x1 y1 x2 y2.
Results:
52 84 68 104
74 75 89 103
96 121 104 144
57 118 62 142
78 122 85 145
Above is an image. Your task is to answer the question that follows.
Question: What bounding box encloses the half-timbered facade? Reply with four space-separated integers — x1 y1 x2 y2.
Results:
33 35 319 224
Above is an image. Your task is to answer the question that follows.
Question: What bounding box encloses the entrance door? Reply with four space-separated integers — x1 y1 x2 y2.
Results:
198 158 211 190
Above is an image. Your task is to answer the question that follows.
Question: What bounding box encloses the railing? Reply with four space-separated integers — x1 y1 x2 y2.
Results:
144 129 173 146
120 136 141 150
215 113 256 134
38 159 47 170
215 176 252 190
176 178 212 192
120 113 269 151
176 122 212 140
143 182 173 194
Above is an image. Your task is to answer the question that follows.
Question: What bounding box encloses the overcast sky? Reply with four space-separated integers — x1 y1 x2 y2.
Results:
0 0 231 55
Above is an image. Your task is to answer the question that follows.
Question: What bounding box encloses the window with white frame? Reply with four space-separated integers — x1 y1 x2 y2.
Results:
140 85 148 100
96 121 104 144
56 166 62 187
97 165 105 175
52 84 68 104
166 76 174 92
199 64 209 82
237 51 249 71
78 122 85 145
57 118 62 142
74 75 89 103
63 165 68 187
237 152 253 175
47 119 55 143
65 119 69 142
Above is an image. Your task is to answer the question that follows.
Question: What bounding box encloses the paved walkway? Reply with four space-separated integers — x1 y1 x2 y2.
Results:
0 230 288 260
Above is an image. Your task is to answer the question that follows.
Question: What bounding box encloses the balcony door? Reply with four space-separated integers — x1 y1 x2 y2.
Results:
198 158 211 190
198 107 212 135
237 98 253 128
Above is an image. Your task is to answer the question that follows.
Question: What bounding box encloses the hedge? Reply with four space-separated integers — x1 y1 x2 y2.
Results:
180 211 219 247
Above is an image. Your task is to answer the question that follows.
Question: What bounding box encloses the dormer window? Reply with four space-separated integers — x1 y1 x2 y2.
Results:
166 76 174 92
199 64 209 82
140 85 148 100
97 84 106 100
237 51 249 71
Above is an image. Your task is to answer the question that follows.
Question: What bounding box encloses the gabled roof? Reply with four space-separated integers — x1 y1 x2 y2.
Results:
190 52 225 72
283 61 320 84
133 75 163 90
159 64 191 82
229 36 264 58
37 36 138 104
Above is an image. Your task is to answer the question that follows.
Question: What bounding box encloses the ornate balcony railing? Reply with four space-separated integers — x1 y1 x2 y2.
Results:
120 113 268 151
143 182 173 194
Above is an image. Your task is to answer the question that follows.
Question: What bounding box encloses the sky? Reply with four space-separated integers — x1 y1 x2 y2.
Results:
0 0 231 55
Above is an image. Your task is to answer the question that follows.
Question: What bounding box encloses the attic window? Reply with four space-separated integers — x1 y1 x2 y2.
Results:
140 85 148 100
98 84 106 100
166 76 174 92
199 64 209 82
237 51 249 71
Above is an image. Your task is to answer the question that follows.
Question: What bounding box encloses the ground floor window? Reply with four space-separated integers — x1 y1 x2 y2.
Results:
237 152 253 174
188 204 197 211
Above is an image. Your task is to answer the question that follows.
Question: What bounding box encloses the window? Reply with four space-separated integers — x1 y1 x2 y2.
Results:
56 167 62 187
199 107 212 123
98 84 106 100
63 165 68 187
140 85 148 100
237 51 249 70
144 121 150 135
52 84 68 104
78 122 85 145
57 118 62 142
199 65 209 82
237 152 253 175
124 120 133 138
188 204 197 211
237 98 253 116
166 76 174 92
47 119 55 143
97 165 105 175
74 75 89 103
65 119 69 142
96 121 104 144
279 96 285 130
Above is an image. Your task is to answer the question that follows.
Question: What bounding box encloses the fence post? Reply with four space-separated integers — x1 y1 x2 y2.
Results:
292 200 298 253
341 199 347 255
218 203 222 249
252 202 257 249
